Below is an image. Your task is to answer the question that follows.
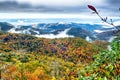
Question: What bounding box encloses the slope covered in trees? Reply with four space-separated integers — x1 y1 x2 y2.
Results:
0 31 119 80
0 31 103 63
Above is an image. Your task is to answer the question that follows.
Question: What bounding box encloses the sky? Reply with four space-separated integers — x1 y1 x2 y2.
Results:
0 0 120 19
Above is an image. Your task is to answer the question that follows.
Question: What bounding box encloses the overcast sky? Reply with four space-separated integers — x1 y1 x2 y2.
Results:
0 0 120 18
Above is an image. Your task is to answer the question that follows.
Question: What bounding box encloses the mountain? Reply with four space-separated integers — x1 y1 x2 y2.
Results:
0 31 119 80
0 31 104 63
0 22 14 31
0 22 119 41
67 27 92 39
96 29 120 41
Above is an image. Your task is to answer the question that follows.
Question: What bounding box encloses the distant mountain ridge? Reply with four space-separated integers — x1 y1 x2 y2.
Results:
0 22 119 41
0 22 14 31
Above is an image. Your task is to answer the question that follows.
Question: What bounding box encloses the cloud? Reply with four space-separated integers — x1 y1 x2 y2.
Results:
94 30 104 33
0 0 119 17
0 1 59 13
0 0 106 13
114 21 120 26
35 28 74 39
0 13 99 18
107 0 120 7
1 0 105 7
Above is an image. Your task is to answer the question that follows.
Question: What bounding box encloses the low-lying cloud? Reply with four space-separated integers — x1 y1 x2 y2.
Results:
35 28 74 39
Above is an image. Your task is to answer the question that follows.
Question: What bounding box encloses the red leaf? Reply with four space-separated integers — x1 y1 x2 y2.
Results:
88 5 97 13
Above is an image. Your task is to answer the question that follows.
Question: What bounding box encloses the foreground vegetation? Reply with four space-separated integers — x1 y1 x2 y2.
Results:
0 31 120 80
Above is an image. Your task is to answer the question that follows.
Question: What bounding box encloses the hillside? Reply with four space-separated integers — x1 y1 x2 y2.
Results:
0 31 119 80
0 31 103 63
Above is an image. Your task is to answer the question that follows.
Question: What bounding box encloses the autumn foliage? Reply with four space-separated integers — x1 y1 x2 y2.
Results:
0 31 119 80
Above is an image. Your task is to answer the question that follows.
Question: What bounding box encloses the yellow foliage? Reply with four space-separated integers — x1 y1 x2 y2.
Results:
26 67 50 80
51 76 57 80
66 68 70 74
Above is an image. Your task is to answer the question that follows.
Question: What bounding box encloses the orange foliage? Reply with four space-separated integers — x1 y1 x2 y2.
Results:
25 67 50 80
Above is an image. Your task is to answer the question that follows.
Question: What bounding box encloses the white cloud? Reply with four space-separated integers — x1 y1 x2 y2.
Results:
8 28 21 34
0 13 99 19
35 28 74 39
16 0 105 7
114 21 120 26
94 30 104 33
86 36 92 42
0 0 14 1
0 13 103 24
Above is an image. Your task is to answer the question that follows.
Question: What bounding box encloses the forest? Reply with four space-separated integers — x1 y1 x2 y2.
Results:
0 31 119 80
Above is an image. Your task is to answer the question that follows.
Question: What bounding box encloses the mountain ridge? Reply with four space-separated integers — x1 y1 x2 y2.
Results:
0 22 119 41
